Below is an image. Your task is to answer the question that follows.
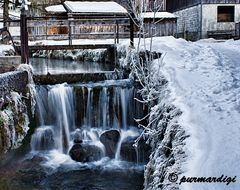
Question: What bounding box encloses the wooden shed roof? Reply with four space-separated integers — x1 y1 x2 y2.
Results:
64 1 127 14
45 1 128 15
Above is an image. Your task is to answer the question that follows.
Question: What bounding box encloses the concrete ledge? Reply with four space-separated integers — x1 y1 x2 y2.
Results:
0 56 21 73
0 71 29 98
33 70 125 85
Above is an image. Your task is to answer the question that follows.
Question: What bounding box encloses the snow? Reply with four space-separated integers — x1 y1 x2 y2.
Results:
141 12 177 19
28 38 129 46
0 8 20 19
136 37 240 190
0 45 14 56
64 1 128 14
1 32 239 189
45 5 67 13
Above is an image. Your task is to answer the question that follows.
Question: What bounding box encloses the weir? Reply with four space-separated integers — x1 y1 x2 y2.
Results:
0 49 150 189
32 80 150 163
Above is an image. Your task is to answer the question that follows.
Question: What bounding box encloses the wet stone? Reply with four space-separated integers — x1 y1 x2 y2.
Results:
69 143 103 162
120 136 151 163
100 129 120 158
31 127 55 151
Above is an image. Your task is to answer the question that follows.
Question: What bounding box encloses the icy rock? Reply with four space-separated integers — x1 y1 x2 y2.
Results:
73 130 83 144
31 126 55 151
100 129 120 158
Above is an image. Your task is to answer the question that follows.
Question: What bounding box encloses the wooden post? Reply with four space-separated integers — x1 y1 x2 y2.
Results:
130 13 134 47
45 19 48 40
25 19 29 64
3 0 9 44
20 10 27 64
68 14 73 45
116 20 119 44
3 0 9 28
114 22 117 44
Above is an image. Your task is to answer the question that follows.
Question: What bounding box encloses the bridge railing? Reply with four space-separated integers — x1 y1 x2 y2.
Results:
1 15 131 44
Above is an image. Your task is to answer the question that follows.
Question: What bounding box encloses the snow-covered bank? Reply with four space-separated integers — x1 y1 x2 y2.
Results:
1 36 239 189
0 45 15 56
135 37 240 190
32 49 107 63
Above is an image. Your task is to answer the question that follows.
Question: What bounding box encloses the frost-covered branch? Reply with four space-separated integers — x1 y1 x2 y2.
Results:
127 0 166 140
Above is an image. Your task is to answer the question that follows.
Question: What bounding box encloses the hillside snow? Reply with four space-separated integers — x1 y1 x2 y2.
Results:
145 37 240 190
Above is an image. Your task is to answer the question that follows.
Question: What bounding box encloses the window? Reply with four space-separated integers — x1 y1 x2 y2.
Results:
217 6 234 22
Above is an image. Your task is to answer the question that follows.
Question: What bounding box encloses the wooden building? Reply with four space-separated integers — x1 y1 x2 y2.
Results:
28 1 130 42
167 0 240 40
141 12 177 37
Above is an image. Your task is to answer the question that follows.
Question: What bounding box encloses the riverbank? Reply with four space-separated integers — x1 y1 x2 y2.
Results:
1 37 240 190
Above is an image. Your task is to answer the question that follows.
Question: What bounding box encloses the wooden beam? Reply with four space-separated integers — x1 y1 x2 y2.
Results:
3 0 9 28
20 10 28 64
130 13 134 47
24 44 114 51
33 71 124 85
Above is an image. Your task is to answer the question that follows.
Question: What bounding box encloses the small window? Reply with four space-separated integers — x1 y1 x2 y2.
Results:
217 6 234 22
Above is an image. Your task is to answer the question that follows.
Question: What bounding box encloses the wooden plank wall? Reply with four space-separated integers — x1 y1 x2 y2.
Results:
144 19 177 37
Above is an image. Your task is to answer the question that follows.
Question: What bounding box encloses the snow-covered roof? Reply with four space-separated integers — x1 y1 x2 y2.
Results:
141 12 177 19
64 1 128 14
45 5 67 13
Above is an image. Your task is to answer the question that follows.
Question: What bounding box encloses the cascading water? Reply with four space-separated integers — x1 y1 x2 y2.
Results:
31 79 149 166
100 87 108 130
31 84 75 153
48 84 75 153
31 126 55 151
0 71 149 190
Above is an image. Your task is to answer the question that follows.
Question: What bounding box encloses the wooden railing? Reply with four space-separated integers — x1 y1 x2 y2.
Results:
1 15 131 44
1 14 134 64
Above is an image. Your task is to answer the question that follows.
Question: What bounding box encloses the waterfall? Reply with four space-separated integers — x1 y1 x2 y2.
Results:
86 87 93 128
31 80 148 163
76 84 136 130
100 87 108 129
32 84 75 154
31 126 55 151
48 84 75 153
114 129 140 161
120 88 127 129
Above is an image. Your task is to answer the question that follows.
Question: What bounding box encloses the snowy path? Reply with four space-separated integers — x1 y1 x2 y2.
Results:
146 37 240 190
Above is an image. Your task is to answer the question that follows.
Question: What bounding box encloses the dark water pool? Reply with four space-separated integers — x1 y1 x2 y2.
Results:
0 153 144 190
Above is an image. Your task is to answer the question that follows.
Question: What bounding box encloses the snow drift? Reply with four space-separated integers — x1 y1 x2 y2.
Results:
129 37 240 190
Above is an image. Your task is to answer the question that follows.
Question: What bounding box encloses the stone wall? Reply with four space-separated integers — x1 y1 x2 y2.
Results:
174 5 201 41
0 56 21 74
0 71 28 98
0 71 30 158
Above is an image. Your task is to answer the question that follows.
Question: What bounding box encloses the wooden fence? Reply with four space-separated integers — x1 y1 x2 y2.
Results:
1 15 131 44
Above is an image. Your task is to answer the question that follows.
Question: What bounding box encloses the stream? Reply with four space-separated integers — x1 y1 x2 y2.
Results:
0 59 150 190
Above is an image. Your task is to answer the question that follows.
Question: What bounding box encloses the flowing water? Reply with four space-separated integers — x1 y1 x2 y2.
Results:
0 77 148 189
30 58 114 75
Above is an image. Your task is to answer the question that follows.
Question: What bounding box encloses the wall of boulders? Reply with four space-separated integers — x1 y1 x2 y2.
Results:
0 71 30 158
